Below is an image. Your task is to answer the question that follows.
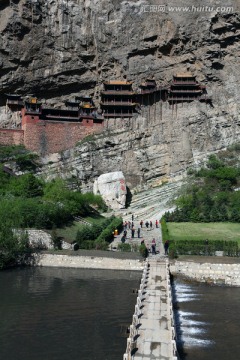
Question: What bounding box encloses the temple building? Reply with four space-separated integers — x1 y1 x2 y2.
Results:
100 80 138 118
5 94 23 110
136 79 168 106
19 96 103 126
139 79 157 94
167 73 211 103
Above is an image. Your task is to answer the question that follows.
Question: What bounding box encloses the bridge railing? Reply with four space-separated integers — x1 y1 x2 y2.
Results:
123 259 149 360
166 260 178 359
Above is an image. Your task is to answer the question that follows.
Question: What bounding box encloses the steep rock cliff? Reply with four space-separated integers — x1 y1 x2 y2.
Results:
0 0 240 190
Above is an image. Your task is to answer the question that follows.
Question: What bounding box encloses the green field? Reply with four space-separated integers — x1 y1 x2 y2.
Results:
167 222 240 245
55 214 105 243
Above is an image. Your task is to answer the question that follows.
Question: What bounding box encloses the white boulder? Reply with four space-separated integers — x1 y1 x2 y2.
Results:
93 171 127 210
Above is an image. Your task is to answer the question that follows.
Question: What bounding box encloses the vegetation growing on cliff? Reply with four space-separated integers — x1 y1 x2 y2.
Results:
164 151 240 223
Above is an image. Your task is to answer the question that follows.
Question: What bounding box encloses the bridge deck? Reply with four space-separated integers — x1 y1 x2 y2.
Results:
133 258 177 359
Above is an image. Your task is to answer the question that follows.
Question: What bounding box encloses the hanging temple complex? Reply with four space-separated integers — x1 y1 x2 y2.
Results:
0 73 212 155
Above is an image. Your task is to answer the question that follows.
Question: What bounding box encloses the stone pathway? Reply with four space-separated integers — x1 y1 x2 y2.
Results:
110 221 166 258
132 258 178 360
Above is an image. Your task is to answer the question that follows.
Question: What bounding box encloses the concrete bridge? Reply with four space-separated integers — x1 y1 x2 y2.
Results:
123 257 178 360
116 219 178 360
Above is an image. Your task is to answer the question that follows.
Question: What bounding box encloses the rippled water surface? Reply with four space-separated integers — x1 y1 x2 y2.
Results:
173 277 240 360
0 267 141 360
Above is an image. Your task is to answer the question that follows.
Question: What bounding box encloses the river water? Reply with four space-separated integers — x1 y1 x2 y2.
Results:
0 267 141 360
1 268 240 360
173 277 240 360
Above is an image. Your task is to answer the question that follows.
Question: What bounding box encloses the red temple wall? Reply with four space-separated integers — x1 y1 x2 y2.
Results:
22 120 104 155
0 129 24 146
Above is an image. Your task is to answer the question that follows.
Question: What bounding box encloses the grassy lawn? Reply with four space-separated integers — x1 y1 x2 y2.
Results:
167 222 240 245
56 214 105 243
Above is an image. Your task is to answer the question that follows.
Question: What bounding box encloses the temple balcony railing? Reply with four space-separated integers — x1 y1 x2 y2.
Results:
7 100 23 106
101 90 135 96
103 113 134 117
172 81 198 85
168 96 200 101
169 89 203 93
101 101 136 106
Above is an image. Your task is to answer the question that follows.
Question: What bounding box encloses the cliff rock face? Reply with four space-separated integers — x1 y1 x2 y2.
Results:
0 0 240 190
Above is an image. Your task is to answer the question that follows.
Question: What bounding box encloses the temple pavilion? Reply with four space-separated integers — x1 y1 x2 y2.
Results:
167 73 211 103
100 80 138 118
5 94 23 110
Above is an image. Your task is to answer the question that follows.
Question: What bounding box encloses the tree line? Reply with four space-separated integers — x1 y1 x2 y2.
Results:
164 153 240 222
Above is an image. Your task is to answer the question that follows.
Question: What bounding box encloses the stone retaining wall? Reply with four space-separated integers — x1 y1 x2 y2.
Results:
34 253 144 271
170 261 240 286
27 230 71 250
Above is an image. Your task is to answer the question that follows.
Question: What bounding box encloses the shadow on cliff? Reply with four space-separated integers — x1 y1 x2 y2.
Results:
125 186 132 208
0 0 11 11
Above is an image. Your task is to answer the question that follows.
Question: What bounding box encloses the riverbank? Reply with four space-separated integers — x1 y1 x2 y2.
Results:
19 251 240 286
170 256 240 286
33 252 144 271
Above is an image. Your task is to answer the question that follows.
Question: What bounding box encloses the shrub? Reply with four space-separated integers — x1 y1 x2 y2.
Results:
95 241 109 250
169 239 239 257
81 240 95 250
161 218 170 241
51 227 62 250
139 244 148 258
118 243 131 252
95 217 123 244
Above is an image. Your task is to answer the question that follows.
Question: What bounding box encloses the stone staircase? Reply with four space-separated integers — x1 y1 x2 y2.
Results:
117 181 182 222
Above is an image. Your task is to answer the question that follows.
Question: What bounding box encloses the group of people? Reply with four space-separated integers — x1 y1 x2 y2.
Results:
139 219 159 229
121 216 170 255
124 219 160 231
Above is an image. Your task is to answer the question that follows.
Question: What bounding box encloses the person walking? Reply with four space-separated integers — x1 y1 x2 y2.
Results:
121 235 126 243
164 240 169 255
140 220 143 228
155 220 158 228
131 227 135 238
151 238 156 255
123 229 127 238
150 221 152 229
145 221 149 228
137 226 141 238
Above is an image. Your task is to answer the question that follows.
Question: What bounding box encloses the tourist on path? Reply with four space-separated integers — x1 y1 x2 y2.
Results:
140 220 143 228
164 240 169 255
145 221 149 228
121 235 126 243
131 227 135 238
150 221 153 229
128 221 131 229
151 238 156 255
137 226 141 238
123 229 127 238
124 221 128 230
155 220 159 228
